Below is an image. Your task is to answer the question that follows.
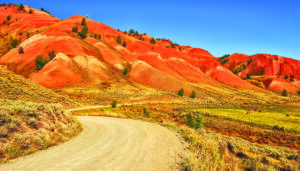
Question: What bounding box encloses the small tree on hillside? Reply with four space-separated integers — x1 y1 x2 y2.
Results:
298 90 300 95
143 107 151 118
72 26 78 33
81 18 86 26
281 89 288 96
178 88 184 97
29 9 33 14
195 114 204 129
18 47 24 54
111 100 117 108
10 39 19 48
26 32 30 39
171 43 175 48
19 32 23 36
186 113 195 128
78 26 88 39
116 35 122 44
122 41 127 47
290 75 294 82
246 73 251 79
48 50 56 60
134 31 139 37
123 68 128 75
98 34 101 39
7 15 11 20
190 91 196 98
35 55 49 71
150 38 156 44
284 75 289 79
18 4 24 11
129 29 135 35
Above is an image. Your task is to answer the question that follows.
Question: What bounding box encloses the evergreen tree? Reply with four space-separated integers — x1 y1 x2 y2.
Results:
171 43 175 48
122 41 127 47
290 75 294 82
35 55 49 71
150 38 156 44
123 68 128 75
19 32 22 36
178 88 184 96
116 35 122 44
81 18 86 26
111 100 117 108
78 26 88 39
18 4 24 11
134 31 139 37
195 114 204 129
298 91 300 95
26 32 30 39
48 50 56 60
72 26 78 33
29 9 33 14
281 89 288 96
7 15 11 20
10 39 19 48
129 29 135 35
190 91 196 98
98 34 101 39
18 47 24 54
186 113 195 128
143 107 151 118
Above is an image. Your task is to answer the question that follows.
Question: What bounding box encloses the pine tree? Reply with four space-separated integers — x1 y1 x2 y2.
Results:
29 9 33 14
186 113 195 128
116 35 122 44
122 41 127 47
190 91 196 98
150 38 156 44
129 29 135 35
72 26 78 33
26 32 30 39
78 26 88 39
7 15 11 20
178 88 184 96
123 68 128 75
111 100 117 108
282 89 288 96
195 114 204 129
48 50 56 60
81 18 86 26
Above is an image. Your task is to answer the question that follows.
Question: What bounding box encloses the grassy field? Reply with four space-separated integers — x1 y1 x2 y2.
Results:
192 108 300 133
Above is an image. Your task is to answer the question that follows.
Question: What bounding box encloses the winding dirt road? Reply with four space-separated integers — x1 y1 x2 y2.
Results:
0 116 184 171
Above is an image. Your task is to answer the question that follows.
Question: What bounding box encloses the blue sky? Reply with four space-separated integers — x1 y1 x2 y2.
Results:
4 0 300 60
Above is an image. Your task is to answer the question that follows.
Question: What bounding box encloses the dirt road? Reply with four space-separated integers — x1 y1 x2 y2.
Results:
0 116 184 171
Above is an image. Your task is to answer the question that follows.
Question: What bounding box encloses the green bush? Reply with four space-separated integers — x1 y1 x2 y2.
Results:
290 75 294 82
81 18 86 25
284 75 289 79
190 91 196 98
150 38 156 44
122 41 127 47
186 113 195 128
195 114 204 129
48 50 56 60
298 91 300 95
178 88 184 97
111 100 117 108
29 9 33 14
246 74 251 79
143 107 151 118
134 31 139 37
19 32 22 36
123 68 128 75
7 15 11 21
129 29 135 35
72 26 78 33
35 55 49 71
18 4 24 11
98 34 101 39
281 89 288 96
218 54 230 61
77 26 88 39
18 47 24 54
116 35 122 44
10 39 19 48
3 21 6 25
26 32 30 39
171 43 175 48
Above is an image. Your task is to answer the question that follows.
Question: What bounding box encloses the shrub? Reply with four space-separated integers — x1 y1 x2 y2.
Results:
81 18 86 26
26 32 30 39
72 26 78 33
3 21 6 25
98 34 101 39
77 26 88 39
178 88 184 97
195 114 204 129
18 4 24 11
190 91 196 98
298 90 300 95
220 59 229 65
122 41 127 47
124 31 127 34
116 35 122 44
7 15 11 21
48 50 56 60
171 43 175 48
281 89 287 96
284 75 289 79
123 68 128 75
111 100 117 108
35 55 49 71
18 47 24 54
186 113 195 128
218 54 230 61
179 47 182 51
29 9 33 14
290 75 294 82
19 32 22 36
150 38 156 44
143 108 151 118
134 31 139 37
246 74 251 79
129 29 135 35
10 39 19 48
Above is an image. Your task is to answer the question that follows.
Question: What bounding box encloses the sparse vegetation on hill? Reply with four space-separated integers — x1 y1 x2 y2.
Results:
111 100 117 108
72 26 78 33
77 25 88 39
123 68 128 75
116 35 122 44
17 4 24 12
0 99 82 163
81 18 86 26
281 89 287 96
150 37 156 44
143 107 151 118
26 32 30 39
177 88 184 96
190 91 196 98
35 55 49 71
18 47 24 54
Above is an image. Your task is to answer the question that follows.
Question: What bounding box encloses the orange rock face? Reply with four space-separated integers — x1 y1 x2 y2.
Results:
0 5 299 93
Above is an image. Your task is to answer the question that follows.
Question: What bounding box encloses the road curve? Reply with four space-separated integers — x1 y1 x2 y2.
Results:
0 116 184 171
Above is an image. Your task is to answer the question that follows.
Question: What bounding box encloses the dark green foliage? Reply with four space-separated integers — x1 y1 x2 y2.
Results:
123 68 128 75
246 74 251 79
3 21 6 25
19 32 22 36
111 100 117 108
116 35 122 44
124 31 127 34
129 29 135 35
298 91 300 95
142 38 145 41
81 18 86 26
218 54 230 61
7 15 11 21
122 41 127 47
139 35 143 40
18 47 24 54
26 32 30 39
171 43 175 48
35 55 49 71
178 88 184 96
94 34 97 38
41 8 51 15
290 75 294 82
220 59 229 65
284 75 289 79
186 113 195 128
143 107 151 118
48 50 56 60
134 31 139 37
77 26 88 39
18 4 24 11
190 91 196 98
29 9 33 14
18 38 21 44
98 34 101 39
247 58 253 65
72 26 78 33
41 8 45 11
5 32 8 36
281 89 288 96
195 114 204 129
150 38 156 44
179 47 182 51
10 39 19 48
